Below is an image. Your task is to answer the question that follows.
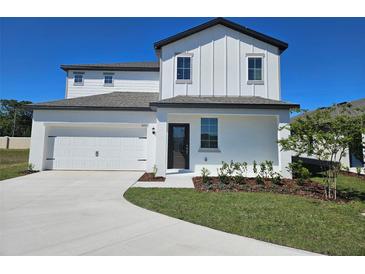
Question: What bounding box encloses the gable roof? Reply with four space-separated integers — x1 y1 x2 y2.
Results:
154 17 288 53
150 95 299 109
60 61 159 72
29 92 159 111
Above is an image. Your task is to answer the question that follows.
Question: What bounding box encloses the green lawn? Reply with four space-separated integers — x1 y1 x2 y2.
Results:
124 178 365 255
0 149 30 180
312 174 365 201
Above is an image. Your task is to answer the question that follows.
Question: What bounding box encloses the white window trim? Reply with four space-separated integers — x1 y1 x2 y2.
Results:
175 52 193 84
73 72 84 86
200 117 219 151
246 54 265 85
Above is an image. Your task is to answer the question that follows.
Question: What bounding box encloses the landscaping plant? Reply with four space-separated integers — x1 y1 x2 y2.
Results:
217 161 235 185
279 103 365 199
287 160 311 185
233 161 248 184
356 167 362 176
152 165 158 178
265 160 282 185
200 167 211 187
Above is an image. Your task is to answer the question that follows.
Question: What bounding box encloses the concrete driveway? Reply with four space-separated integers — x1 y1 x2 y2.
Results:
0 171 316 255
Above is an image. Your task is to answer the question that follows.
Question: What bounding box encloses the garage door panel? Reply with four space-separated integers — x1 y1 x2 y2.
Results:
47 135 147 171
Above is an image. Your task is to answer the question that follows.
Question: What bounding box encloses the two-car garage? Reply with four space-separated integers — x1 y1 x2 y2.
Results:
44 125 148 171
28 93 158 172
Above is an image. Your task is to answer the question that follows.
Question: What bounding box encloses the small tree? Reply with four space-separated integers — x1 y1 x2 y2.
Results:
279 104 365 199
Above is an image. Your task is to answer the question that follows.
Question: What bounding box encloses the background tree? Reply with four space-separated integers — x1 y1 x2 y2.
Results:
0 99 33 137
279 104 365 199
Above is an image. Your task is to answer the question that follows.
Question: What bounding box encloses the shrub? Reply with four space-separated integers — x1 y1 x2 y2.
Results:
28 163 35 172
252 160 269 184
259 162 267 177
287 161 310 185
253 160 258 175
356 167 362 176
217 162 228 184
270 173 282 185
201 167 211 185
152 165 158 177
217 161 236 184
341 164 350 172
265 160 282 184
234 162 248 184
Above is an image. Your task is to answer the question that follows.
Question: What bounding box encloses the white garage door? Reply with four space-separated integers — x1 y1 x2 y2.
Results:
46 136 147 170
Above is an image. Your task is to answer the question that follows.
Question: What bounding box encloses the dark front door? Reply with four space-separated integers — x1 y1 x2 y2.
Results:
168 124 189 169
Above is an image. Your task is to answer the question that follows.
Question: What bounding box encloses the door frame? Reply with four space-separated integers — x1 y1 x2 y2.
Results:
167 123 190 169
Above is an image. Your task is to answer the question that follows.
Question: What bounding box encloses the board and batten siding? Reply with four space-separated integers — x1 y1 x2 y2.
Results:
160 24 281 100
66 70 160 98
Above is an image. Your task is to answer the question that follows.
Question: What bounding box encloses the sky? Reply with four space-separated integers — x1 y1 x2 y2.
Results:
0 17 364 111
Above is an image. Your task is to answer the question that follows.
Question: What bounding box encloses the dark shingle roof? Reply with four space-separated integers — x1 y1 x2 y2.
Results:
60 61 159 72
150 95 299 109
29 92 159 111
291 98 365 121
154 18 288 53
29 93 299 111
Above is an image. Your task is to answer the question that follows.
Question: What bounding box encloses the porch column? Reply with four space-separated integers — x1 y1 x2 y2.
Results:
155 110 168 177
278 111 292 179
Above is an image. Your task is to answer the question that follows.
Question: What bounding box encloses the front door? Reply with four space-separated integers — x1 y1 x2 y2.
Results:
168 124 189 169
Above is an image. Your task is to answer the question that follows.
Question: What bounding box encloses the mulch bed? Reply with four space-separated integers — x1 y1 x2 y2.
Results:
138 172 165 182
340 171 365 180
21 170 39 175
192 176 348 202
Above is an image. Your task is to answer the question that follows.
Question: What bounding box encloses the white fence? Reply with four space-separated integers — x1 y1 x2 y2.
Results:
0 136 30 149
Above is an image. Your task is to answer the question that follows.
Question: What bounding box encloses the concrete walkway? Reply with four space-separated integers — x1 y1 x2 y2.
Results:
0 171 317 255
134 173 195 188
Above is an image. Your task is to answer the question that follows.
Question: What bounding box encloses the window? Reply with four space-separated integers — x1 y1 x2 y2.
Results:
248 57 263 81
74 74 83 84
176 56 191 81
349 132 364 167
104 75 113 85
201 118 218 149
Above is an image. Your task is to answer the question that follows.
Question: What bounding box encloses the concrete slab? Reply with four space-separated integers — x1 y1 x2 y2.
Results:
134 173 194 188
0 171 318 255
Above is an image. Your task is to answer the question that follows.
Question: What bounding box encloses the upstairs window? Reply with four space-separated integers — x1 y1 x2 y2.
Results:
73 73 84 85
201 118 218 149
104 75 113 85
248 57 263 81
176 56 191 82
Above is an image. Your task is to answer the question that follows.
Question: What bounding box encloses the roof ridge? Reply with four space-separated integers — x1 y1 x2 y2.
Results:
154 17 288 53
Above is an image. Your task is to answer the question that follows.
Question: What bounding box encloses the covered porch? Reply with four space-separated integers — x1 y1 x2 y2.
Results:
153 106 292 178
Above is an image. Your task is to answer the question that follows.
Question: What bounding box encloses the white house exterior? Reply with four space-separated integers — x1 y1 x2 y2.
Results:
29 18 299 178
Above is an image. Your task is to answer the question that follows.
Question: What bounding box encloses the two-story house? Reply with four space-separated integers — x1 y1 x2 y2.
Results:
29 18 299 178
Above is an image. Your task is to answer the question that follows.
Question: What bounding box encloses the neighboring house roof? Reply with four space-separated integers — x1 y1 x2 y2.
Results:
291 98 365 122
150 95 299 109
60 61 160 72
154 17 288 53
29 92 160 111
